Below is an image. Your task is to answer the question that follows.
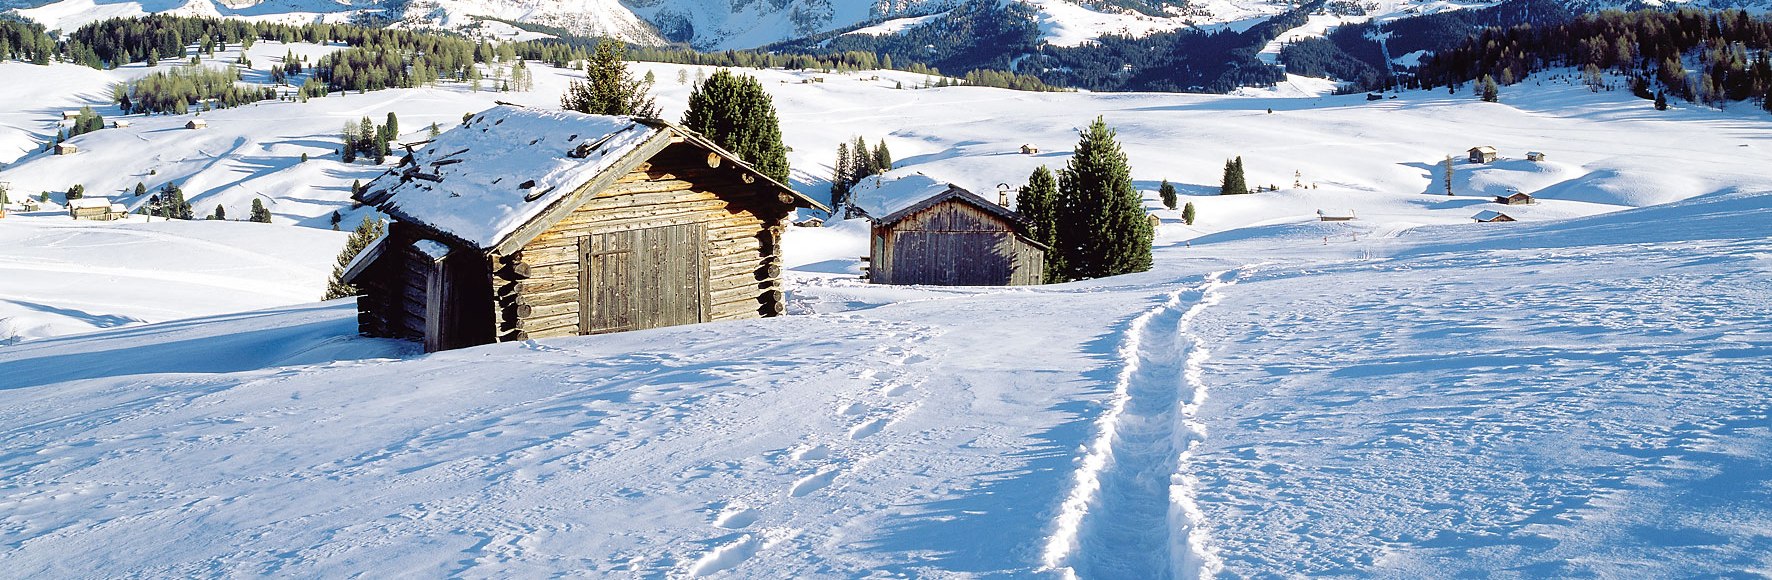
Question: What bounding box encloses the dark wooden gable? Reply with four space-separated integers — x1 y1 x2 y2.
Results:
870 186 1046 287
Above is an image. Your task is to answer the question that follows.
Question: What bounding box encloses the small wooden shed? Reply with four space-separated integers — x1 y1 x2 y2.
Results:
1526 151 1546 161
1472 210 1515 222
868 185 1046 286
186 119 207 130
344 105 826 352
61 110 80 120
112 119 132 128
1020 144 1040 155
1468 146 1497 163
1495 190 1534 205
54 143 78 155
67 197 119 220
1316 209 1356 221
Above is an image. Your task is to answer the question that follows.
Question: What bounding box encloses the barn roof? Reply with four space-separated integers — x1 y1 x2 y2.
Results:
875 185 1027 229
1472 210 1511 221
1469 145 1497 153
67 197 112 209
357 105 824 253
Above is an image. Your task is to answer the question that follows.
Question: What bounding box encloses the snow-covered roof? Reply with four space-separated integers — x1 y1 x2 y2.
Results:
413 239 451 261
67 197 112 209
1472 210 1511 222
359 105 824 252
1470 145 1497 153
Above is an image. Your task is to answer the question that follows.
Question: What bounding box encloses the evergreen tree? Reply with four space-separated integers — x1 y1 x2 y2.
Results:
323 217 387 300
66 184 84 200
330 210 342 229
154 182 192 219
1654 89 1668 110
428 122 440 137
248 198 272 223
1480 74 1500 102
134 182 146 196
1442 155 1455 195
1182 201 1196 225
1053 117 1152 281
830 141 851 210
208 205 225 220
679 69 790 183
871 139 892 173
1159 179 1177 209
1016 165 1062 282
341 119 358 163
1220 157 1249 195
384 111 399 142
561 39 659 117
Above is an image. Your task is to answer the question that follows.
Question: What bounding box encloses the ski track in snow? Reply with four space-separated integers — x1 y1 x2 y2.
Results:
1043 268 1245 579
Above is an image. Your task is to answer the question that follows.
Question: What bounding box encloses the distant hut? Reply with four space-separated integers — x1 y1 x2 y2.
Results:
186 119 207 130
1526 151 1546 162
54 143 79 155
61 111 80 120
1020 144 1040 155
1148 213 1161 230
111 119 132 128
1494 190 1534 205
344 105 826 352
868 185 1047 286
794 217 825 228
1472 210 1515 222
1468 146 1497 163
1316 209 1356 221
67 197 118 220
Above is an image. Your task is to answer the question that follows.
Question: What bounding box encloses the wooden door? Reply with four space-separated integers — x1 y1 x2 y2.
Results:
580 223 708 334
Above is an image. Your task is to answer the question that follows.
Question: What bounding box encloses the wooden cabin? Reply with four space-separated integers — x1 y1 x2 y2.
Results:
344 105 826 352
112 120 132 128
1495 190 1534 205
1020 144 1040 155
186 119 207 130
67 197 120 220
54 143 78 155
61 110 80 120
1316 209 1356 221
1468 146 1497 163
868 185 1046 286
1526 151 1546 162
1472 210 1515 223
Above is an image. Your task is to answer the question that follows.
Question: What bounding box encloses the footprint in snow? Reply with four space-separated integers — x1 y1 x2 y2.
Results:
791 444 831 461
838 402 869 416
789 468 840 497
713 506 759 530
689 534 762 576
848 417 889 440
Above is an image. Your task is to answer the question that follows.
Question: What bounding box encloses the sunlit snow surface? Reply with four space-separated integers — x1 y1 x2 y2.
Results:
2 55 1772 577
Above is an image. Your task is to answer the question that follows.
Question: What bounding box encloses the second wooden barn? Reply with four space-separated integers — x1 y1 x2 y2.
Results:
869 185 1047 286
344 105 827 352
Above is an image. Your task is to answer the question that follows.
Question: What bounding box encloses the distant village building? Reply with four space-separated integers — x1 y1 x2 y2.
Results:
67 197 122 220
186 119 207 130
54 143 78 155
1526 151 1546 162
111 119 131 128
1468 146 1498 163
1316 209 1356 221
1494 190 1534 205
1472 210 1516 222
868 185 1047 286
1020 144 1040 155
61 111 80 120
344 105 825 352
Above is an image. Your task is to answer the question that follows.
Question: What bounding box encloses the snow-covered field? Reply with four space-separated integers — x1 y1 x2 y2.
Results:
2 53 1771 576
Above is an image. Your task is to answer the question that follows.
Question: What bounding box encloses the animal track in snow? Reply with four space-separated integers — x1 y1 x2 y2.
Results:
791 444 830 461
848 417 889 440
714 506 759 530
689 534 761 576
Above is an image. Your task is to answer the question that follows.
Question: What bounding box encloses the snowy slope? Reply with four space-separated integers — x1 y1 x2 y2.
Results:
4 57 1772 577
2 178 1768 577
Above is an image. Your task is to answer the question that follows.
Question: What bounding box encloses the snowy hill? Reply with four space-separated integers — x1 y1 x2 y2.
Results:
4 51 1772 575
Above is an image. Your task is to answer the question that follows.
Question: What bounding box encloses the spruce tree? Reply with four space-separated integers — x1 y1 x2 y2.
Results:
1654 90 1668 110
1016 165 1063 282
830 141 851 210
1480 74 1500 102
209 205 225 220
1182 201 1196 225
1220 157 1249 195
134 182 146 196
680 69 790 183
66 184 84 200
851 136 871 183
323 217 387 300
249 198 272 223
384 112 399 142
872 139 892 173
561 39 659 117
1159 179 1177 209
1442 155 1455 195
1054 117 1152 281
341 120 358 163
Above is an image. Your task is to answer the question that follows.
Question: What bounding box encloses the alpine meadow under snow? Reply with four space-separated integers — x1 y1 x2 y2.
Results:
3 33 1772 580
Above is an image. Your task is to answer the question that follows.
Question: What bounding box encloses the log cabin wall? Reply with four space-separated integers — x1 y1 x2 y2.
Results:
873 200 1045 286
494 143 792 341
